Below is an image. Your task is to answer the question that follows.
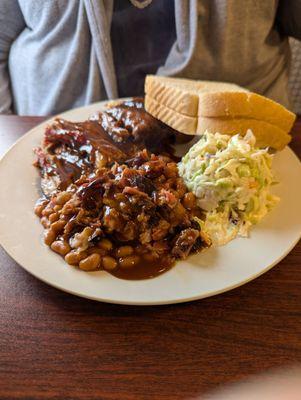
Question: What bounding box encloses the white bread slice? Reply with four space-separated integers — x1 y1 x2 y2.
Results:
145 95 290 150
145 75 296 132
197 117 291 150
145 95 197 134
145 75 246 117
198 91 296 131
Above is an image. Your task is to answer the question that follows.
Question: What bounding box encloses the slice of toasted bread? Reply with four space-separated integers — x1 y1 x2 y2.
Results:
145 75 246 117
145 94 291 150
145 75 200 116
145 75 296 135
197 117 291 150
145 95 197 134
197 91 296 131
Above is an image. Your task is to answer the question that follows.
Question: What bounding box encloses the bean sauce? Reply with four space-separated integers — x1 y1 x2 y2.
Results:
109 257 173 280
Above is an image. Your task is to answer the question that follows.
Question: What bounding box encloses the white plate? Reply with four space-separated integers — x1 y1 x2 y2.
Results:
1 101 301 305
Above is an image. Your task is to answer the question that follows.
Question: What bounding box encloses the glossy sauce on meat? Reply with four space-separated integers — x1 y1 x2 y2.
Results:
35 98 176 196
40 119 130 192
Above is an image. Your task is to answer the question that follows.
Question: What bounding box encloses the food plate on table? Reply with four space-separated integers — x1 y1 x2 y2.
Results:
0 81 301 305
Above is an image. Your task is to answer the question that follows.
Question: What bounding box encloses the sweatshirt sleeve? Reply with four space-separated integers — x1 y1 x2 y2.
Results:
0 0 25 114
276 0 301 40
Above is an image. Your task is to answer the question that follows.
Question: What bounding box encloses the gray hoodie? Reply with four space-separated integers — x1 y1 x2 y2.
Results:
0 0 300 115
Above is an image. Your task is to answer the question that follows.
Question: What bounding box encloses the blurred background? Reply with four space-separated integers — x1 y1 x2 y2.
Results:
289 38 301 114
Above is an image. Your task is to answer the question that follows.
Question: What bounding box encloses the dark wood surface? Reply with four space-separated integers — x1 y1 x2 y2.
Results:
0 115 301 400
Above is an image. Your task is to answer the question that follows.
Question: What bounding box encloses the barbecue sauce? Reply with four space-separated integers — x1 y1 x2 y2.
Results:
109 257 173 280
35 98 207 280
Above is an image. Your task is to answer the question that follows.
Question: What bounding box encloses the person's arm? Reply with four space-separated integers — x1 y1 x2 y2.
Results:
276 0 301 40
0 0 25 114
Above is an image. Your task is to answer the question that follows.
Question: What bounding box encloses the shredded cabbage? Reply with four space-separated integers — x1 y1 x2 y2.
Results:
178 130 279 245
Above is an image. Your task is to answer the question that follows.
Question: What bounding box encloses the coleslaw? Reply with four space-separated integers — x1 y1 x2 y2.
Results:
178 130 279 245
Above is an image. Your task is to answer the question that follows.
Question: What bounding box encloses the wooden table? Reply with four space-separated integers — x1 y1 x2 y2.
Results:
1 115 301 400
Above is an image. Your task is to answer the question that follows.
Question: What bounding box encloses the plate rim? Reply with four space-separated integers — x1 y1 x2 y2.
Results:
1 233 300 306
0 100 301 305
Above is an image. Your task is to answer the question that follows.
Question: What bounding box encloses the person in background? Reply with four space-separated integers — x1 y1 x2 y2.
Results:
0 0 300 116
